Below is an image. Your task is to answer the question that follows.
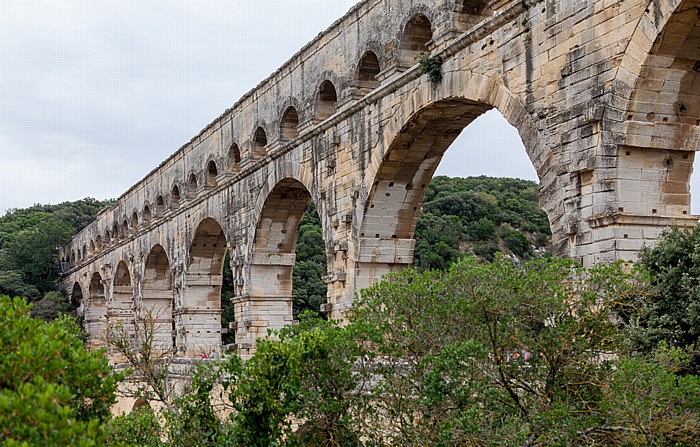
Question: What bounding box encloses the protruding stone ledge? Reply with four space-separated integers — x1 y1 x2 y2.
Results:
588 212 698 229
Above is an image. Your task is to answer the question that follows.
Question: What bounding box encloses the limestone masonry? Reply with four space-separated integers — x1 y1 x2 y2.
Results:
60 0 700 358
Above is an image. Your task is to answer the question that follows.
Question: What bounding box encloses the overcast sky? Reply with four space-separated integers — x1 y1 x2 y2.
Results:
1 1 698 217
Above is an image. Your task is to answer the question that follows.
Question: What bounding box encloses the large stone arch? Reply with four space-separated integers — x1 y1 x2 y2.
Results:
109 260 133 362
235 176 318 353
87 272 107 350
70 282 84 314
142 244 175 352
183 217 228 355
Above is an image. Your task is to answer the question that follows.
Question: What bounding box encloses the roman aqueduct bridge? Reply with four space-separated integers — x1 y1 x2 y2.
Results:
60 0 700 357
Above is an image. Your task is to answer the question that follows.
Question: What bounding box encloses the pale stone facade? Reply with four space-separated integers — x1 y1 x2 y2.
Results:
60 0 699 357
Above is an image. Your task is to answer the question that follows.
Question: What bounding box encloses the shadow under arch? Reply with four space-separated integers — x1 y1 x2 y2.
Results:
184 217 228 355
142 244 175 352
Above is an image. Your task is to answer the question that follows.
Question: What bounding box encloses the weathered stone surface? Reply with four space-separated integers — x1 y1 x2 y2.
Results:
60 0 700 356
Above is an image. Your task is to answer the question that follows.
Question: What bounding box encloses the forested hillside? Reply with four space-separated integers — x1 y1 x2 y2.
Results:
0 199 113 318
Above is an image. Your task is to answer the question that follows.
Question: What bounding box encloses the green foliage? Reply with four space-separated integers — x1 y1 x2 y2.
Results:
229 313 366 446
346 256 697 445
292 203 327 317
30 290 75 321
105 408 164 447
622 224 700 374
0 198 113 302
418 52 443 83
0 296 122 446
414 176 550 268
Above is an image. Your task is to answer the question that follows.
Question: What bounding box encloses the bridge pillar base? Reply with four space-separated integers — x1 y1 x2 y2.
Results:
232 295 293 358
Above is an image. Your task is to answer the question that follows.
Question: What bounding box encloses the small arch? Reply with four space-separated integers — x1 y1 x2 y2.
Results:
103 231 110 249
70 251 76 267
171 185 181 208
187 174 198 199
253 127 268 159
71 282 83 309
228 143 241 173
155 195 165 217
112 223 119 242
89 240 96 256
82 244 87 260
87 272 106 349
399 14 433 68
96 235 103 252
315 80 338 121
280 107 300 140
207 161 219 188
143 205 152 224
356 51 381 90
122 220 129 238
132 398 152 412
131 211 139 231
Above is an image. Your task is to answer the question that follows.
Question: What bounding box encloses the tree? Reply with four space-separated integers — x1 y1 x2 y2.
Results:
623 224 700 374
347 256 699 446
0 296 122 446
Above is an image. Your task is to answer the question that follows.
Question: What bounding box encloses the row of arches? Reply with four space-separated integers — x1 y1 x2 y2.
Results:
63 11 437 270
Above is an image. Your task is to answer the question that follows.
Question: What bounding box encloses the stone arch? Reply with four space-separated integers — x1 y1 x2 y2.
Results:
280 107 300 141
356 89 544 292
253 127 268 160
453 0 491 32
155 195 165 218
131 211 139 231
89 240 96 257
122 219 129 238
70 250 76 267
96 235 103 253
613 0 700 218
132 398 151 412
356 50 381 92
206 160 219 188
244 177 311 344
104 230 110 248
398 12 433 68
87 272 106 349
315 80 338 121
143 204 152 224
110 260 134 354
171 184 181 208
228 143 241 173
143 244 175 351
112 223 119 242
184 217 228 353
71 282 83 311
187 173 198 199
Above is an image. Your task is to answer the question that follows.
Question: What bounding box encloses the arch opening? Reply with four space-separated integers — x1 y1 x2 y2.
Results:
71 282 83 311
186 218 228 353
87 272 106 349
96 235 103 253
252 178 324 321
187 174 198 199
89 240 96 257
112 223 119 242
143 205 152 224
229 143 241 172
110 260 134 359
399 14 433 68
315 80 338 121
171 185 181 208
131 211 139 231
122 220 129 238
143 244 175 352
281 107 300 140
207 161 219 188
155 195 165 218
253 128 268 159
356 51 381 91
361 99 549 275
